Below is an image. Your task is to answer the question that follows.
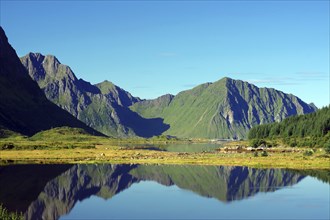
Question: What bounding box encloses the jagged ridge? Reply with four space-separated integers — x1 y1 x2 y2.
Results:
20 53 169 137
130 77 317 139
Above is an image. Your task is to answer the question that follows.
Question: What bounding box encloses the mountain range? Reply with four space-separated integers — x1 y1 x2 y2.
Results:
0 27 101 136
131 78 317 139
20 53 168 137
0 26 317 138
21 52 317 139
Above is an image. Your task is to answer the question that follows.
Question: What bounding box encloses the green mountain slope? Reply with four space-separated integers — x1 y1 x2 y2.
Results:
20 53 169 137
131 77 317 139
0 27 101 136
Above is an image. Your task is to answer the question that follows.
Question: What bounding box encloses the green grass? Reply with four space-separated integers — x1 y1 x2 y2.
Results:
0 204 23 220
0 126 205 151
1 127 329 170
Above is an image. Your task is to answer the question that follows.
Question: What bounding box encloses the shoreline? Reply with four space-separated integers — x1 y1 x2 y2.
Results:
1 146 329 170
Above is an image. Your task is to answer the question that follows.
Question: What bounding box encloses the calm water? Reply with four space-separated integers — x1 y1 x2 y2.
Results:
120 142 223 152
0 164 329 220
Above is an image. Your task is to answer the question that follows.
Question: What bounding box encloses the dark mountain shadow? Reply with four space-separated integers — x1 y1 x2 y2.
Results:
113 103 170 138
0 164 72 212
0 27 102 136
76 79 101 95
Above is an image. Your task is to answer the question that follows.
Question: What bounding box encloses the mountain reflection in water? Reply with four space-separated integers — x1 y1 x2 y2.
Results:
0 164 322 220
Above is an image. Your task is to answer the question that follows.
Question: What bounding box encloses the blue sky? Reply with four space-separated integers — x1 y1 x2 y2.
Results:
1 1 329 107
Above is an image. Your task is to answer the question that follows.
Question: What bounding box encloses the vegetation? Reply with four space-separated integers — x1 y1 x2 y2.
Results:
0 126 328 169
248 106 330 148
0 127 24 139
303 149 314 156
131 77 316 139
325 141 330 154
0 204 23 220
250 139 267 148
1 145 329 169
0 127 103 150
0 131 329 170
261 151 268 157
0 127 204 151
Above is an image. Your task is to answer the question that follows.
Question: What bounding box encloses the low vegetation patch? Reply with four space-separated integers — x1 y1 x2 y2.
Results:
0 204 23 220
0 127 329 170
248 106 330 149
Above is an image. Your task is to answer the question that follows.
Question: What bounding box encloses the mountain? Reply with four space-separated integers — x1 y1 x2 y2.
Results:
0 27 101 136
20 53 169 137
0 164 305 219
130 77 317 139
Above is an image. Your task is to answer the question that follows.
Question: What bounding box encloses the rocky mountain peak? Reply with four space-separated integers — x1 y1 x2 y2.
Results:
27 52 45 63
21 53 77 82
43 55 60 72
96 80 116 95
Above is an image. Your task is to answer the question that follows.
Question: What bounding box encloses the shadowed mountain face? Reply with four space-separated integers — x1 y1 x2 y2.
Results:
0 27 101 136
131 78 317 139
0 164 306 220
0 164 73 212
20 53 169 137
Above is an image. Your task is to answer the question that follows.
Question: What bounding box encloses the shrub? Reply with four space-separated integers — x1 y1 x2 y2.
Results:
250 139 267 148
303 149 314 156
0 204 23 220
1 143 15 150
261 151 268 157
324 141 330 154
289 139 297 147
253 151 259 157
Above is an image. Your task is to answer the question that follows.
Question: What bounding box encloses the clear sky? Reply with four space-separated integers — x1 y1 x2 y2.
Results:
1 1 329 107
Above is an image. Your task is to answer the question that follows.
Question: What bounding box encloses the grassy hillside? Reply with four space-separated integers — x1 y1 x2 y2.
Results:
131 77 317 139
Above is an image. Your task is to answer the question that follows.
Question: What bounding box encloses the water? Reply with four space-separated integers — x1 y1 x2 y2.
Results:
162 143 222 152
119 142 223 152
0 164 328 220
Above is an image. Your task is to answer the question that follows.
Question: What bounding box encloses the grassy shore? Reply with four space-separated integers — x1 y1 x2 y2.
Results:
0 144 329 170
0 127 329 170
